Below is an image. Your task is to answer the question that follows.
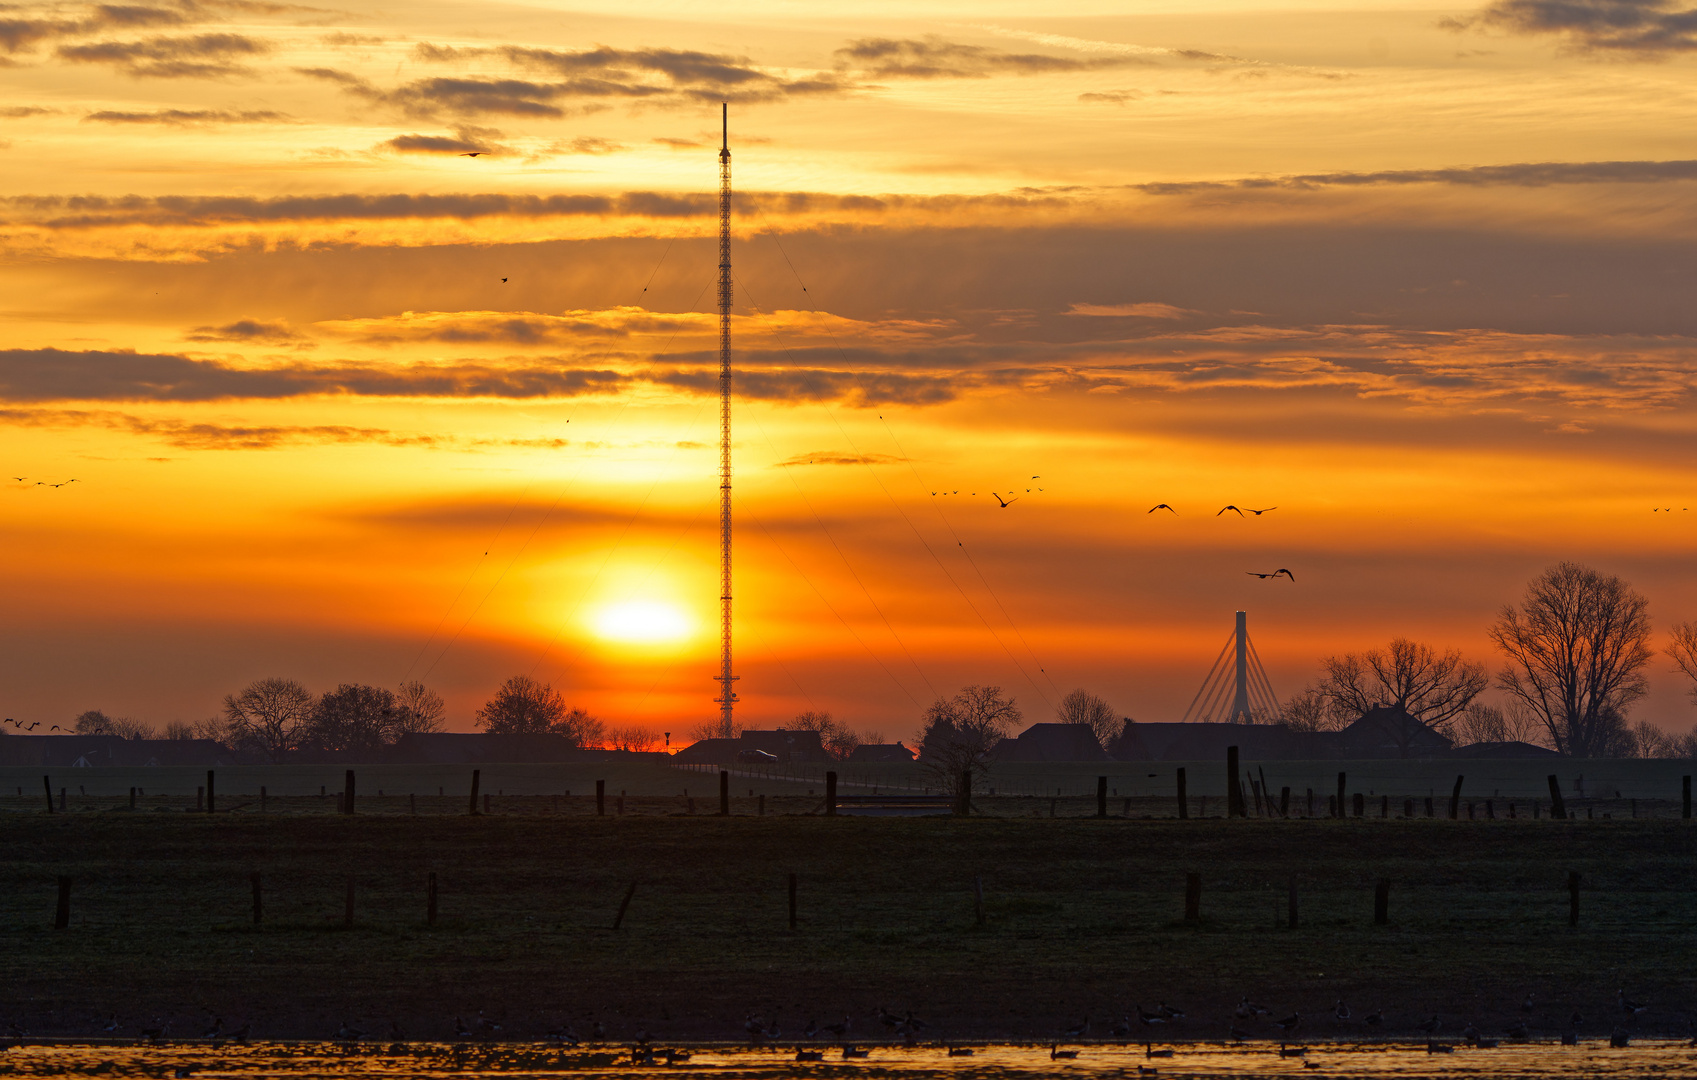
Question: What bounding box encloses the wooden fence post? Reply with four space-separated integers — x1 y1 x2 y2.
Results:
344 875 355 927
260 786 267 813
1287 875 1298 929
1684 776 1691 820
826 771 838 816
1336 772 1347 818
484 793 491 815
1425 796 1434 817
1404 798 1413 818
1176 768 1188 819
758 794 765 817
54 876 70 929
427 872 438 926
129 787 136 810
468 770 480 815
1448 775 1464 819
1353 792 1365 818
42 775 53 814
1548 775 1567 819
596 779 606 817
1280 786 1291 817
1568 870 1580 927
612 882 636 930
1226 747 1242 818
957 769 972 817
788 872 797 930
719 770 730 816
206 770 216 814
1184 873 1201 923
251 872 262 925
1096 776 1108 819
1381 795 1389 818
1374 879 1389 925
343 770 355 816
197 786 204 812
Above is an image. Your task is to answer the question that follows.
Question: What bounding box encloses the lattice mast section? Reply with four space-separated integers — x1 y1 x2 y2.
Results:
714 103 738 738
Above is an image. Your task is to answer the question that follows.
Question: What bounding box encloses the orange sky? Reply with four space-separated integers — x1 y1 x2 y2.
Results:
5 0 1697 740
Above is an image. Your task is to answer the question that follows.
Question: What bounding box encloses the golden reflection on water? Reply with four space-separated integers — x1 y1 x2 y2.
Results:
3 1041 1695 1079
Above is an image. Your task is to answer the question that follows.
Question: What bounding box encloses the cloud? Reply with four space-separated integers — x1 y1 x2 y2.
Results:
0 105 56 117
652 136 702 149
1443 0 1697 53
320 32 384 46
0 348 632 402
317 307 709 345
382 126 506 155
83 108 292 124
1067 302 1199 319
536 136 625 155
776 451 908 466
57 32 272 77
184 318 302 342
833 35 1149 78
651 367 959 406
1133 158 1697 195
1078 90 1139 105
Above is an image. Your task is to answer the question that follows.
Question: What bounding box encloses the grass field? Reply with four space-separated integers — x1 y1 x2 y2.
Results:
3 810 1695 1045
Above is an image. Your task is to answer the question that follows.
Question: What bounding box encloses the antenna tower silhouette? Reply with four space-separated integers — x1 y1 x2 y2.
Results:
1181 610 1281 723
713 102 738 738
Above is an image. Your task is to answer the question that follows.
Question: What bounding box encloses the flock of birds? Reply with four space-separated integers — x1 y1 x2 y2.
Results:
9 477 77 488
930 477 1044 506
0 719 69 732
15 990 1679 1061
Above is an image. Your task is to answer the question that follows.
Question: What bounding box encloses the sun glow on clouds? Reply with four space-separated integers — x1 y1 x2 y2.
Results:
592 599 694 645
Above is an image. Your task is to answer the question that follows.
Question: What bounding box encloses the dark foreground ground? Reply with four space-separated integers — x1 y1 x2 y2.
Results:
2 808 1694 1046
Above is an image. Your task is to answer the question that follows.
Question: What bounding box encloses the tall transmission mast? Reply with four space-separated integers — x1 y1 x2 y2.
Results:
714 102 738 738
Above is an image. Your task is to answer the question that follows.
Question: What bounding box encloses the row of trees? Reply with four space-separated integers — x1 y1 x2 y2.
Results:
1282 562 1697 758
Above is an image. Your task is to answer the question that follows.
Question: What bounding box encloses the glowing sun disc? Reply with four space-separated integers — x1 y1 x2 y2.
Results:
593 600 691 644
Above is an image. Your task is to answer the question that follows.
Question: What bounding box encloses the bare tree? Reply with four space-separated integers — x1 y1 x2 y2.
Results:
1315 638 1488 756
1489 562 1654 757
789 710 862 760
1452 701 1542 746
223 677 315 762
917 685 1021 803
1626 719 1677 758
72 710 154 739
1055 688 1120 746
475 675 603 746
394 680 447 736
1665 620 1697 702
689 718 744 742
308 684 400 754
603 725 662 751
1279 687 1350 733
163 720 196 741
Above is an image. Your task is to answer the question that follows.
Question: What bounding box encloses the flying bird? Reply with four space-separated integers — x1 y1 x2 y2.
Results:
501 278 508 283
1246 569 1296 581
1217 505 1244 516
50 724 63 731
1246 506 1277 515
460 152 484 157
1147 504 1176 514
992 493 1017 508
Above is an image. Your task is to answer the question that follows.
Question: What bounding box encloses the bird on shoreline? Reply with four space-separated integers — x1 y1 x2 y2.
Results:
1274 1014 1301 1036
1062 1017 1089 1038
1135 1005 1166 1026
1416 1016 1441 1035
1619 990 1648 1019
1050 1044 1079 1059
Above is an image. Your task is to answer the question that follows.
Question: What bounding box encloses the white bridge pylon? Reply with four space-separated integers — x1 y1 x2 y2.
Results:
1181 610 1281 723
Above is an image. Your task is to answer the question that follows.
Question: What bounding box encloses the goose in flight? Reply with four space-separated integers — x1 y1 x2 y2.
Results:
993 493 1017 508
1246 569 1296 581
1217 505 1244 517
1147 504 1175 514
1246 506 1276 515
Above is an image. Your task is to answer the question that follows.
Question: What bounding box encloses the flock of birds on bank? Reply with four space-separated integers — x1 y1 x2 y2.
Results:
11 991 1684 1064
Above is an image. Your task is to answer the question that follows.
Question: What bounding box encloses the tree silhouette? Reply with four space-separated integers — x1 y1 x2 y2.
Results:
917 685 1021 801
475 674 602 745
1489 562 1653 757
222 677 314 762
1315 638 1488 756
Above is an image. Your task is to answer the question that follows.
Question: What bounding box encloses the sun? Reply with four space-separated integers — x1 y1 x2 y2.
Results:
592 600 693 645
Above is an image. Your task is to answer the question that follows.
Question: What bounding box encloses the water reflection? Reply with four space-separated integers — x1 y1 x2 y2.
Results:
3 1041 1695 1078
